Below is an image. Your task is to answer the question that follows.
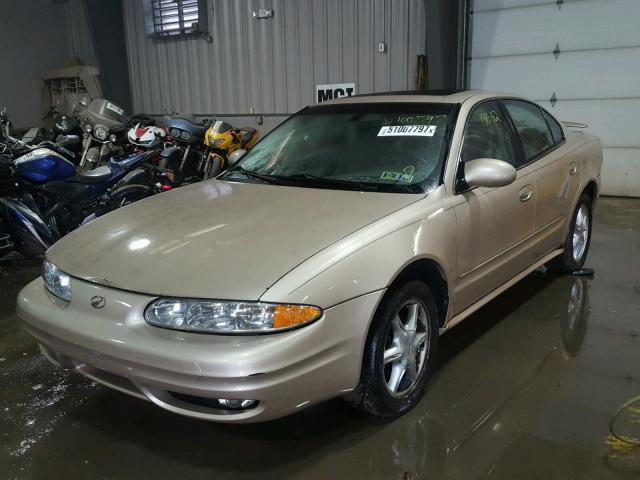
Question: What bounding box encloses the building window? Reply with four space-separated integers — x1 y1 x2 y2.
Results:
147 0 208 38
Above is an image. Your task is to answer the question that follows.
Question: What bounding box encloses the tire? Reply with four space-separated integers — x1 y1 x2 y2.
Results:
546 193 593 273
344 281 439 418
117 192 150 208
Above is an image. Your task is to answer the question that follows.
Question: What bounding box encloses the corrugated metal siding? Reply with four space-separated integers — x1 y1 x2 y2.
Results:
123 0 426 116
469 0 640 197
65 0 97 65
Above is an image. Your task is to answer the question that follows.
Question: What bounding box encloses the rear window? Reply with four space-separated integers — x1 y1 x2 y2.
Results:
542 109 565 144
503 100 554 161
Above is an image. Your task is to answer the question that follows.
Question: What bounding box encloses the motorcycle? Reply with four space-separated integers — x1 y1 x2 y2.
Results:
158 117 209 186
77 98 130 171
50 111 83 156
0 149 158 258
124 122 176 191
203 120 258 179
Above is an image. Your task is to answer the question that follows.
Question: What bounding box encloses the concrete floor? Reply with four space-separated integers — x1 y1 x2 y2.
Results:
1 197 640 479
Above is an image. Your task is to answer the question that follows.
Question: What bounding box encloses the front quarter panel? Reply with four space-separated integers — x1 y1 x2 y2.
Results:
260 186 457 312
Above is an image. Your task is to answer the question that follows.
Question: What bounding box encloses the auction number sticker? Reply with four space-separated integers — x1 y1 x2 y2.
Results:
377 125 437 137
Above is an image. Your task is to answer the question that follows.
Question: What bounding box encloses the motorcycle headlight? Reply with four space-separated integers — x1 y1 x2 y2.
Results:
169 128 181 138
84 124 93 134
208 137 224 147
42 260 71 302
144 299 322 334
180 130 191 141
93 124 109 141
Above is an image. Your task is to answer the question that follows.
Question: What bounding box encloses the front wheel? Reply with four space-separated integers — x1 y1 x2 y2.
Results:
344 281 439 418
546 193 593 273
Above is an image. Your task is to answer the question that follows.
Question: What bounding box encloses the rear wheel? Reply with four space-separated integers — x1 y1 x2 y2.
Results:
344 281 439 418
546 193 593 273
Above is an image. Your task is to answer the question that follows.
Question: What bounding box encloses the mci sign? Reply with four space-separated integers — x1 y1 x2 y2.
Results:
315 83 356 103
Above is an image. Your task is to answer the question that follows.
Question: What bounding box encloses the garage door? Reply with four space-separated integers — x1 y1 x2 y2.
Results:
468 0 640 197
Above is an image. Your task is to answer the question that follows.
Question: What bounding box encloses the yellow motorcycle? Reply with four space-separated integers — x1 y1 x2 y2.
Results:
203 120 259 179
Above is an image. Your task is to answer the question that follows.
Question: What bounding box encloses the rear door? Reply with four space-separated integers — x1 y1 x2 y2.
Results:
502 100 580 259
451 100 537 313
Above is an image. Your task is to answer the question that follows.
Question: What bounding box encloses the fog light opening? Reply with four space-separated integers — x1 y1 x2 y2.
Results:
168 392 258 412
218 398 257 410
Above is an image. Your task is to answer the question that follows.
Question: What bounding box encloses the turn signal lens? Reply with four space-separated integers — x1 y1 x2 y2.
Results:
273 305 322 329
144 299 322 334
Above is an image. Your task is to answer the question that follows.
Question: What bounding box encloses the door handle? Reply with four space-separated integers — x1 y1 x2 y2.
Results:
519 185 533 202
569 161 578 175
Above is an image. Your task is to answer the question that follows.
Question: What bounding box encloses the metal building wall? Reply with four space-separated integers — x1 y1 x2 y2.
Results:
123 0 426 127
65 0 97 66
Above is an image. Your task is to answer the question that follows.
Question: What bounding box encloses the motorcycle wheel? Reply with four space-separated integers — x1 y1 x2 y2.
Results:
117 191 150 208
203 154 224 180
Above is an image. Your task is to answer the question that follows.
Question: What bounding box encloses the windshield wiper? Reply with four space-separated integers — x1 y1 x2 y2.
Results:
225 168 381 191
224 166 286 185
283 174 381 191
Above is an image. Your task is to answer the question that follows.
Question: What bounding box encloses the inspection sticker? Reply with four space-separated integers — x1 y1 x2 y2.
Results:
377 125 437 137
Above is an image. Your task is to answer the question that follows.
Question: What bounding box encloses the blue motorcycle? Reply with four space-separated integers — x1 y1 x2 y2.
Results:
0 147 157 258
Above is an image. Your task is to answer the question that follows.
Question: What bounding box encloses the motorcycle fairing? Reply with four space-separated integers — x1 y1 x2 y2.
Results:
0 197 57 257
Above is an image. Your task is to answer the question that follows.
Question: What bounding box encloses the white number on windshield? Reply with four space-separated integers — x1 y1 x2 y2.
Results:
377 125 437 137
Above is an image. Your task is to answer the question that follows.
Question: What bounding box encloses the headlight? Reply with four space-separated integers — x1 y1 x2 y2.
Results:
93 124 109 141
42 260 71 302
84 123 93 134
208 137 224 147
144 298 322 334
180 130 191 141
169 128 181 138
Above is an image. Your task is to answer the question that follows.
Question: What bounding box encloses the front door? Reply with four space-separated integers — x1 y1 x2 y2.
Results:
450 100 536 313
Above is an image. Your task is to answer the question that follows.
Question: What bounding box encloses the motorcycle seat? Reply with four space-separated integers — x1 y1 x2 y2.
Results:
238 127 257 147
73 165 112 183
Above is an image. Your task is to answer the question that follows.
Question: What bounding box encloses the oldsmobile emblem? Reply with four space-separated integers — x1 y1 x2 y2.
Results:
90 296 106 309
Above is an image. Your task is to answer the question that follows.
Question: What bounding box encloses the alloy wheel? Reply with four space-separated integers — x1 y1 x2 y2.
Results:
383 300 431 397
572 204 589 262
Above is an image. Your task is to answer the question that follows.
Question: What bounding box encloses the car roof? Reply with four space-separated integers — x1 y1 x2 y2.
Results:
312 90 505 107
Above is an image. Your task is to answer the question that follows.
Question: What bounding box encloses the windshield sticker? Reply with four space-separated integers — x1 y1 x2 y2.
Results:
394 114 446 125
381 166 415 183
377 125 437 137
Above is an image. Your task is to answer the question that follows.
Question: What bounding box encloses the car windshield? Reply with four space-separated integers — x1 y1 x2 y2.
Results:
222 103 456 193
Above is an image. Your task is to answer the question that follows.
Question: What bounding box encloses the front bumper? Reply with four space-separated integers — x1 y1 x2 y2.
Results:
16 277 383 422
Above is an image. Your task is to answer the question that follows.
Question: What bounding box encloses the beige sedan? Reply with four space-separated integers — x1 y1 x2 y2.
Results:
17 91 602 422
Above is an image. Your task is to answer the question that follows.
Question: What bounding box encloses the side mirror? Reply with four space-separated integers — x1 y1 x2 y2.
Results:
228 149 246 167
464 158 517 189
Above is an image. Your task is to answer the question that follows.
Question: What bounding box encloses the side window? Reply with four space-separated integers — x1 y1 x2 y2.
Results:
503 100 554 161
460 101 517 166
542 108 565 144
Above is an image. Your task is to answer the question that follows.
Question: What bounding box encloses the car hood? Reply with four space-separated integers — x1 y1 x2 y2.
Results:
47 180 422 299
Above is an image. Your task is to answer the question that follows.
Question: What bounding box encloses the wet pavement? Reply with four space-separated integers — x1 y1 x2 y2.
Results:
1 197 640 479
